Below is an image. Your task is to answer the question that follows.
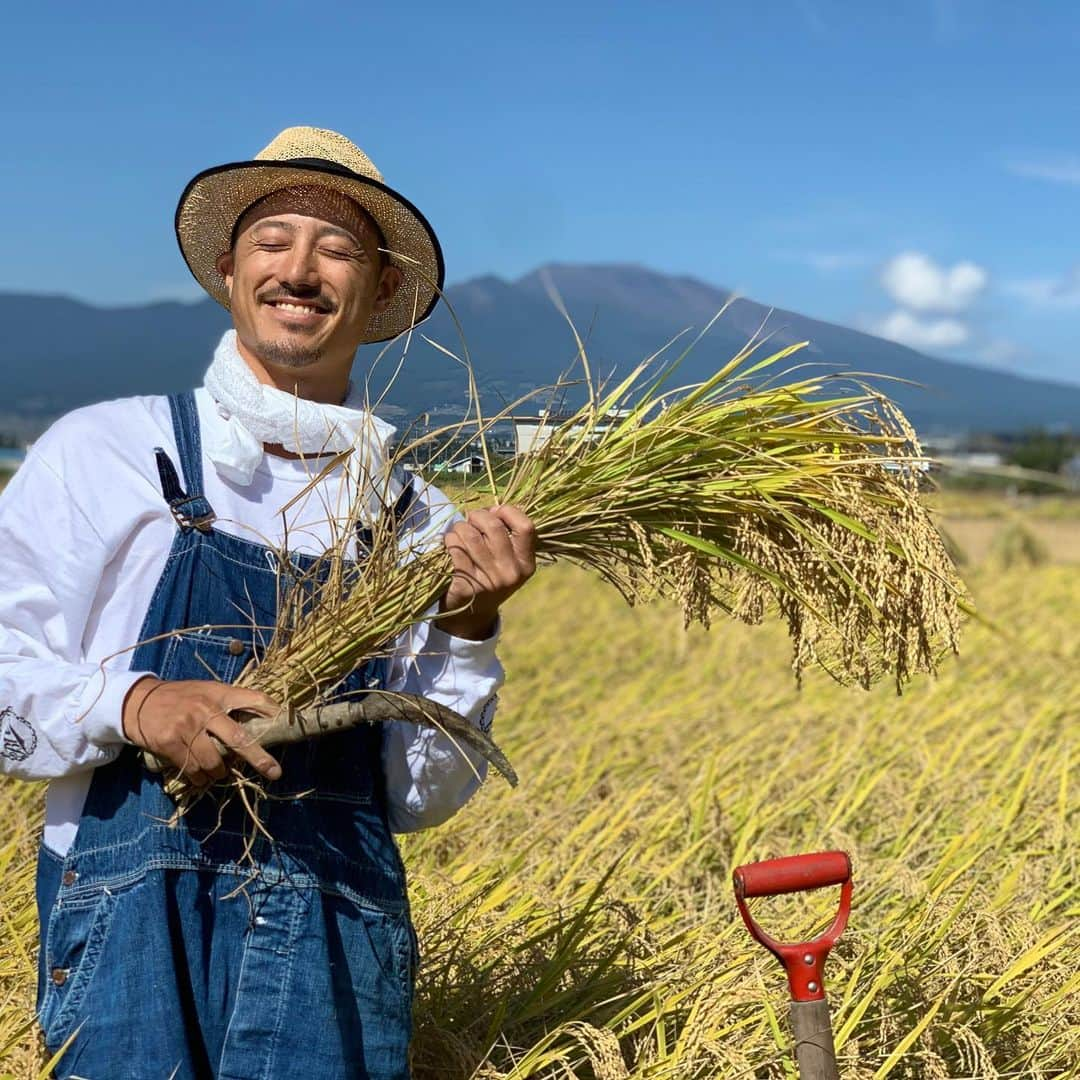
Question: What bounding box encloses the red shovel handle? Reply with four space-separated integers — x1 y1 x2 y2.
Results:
732 851 852 1003
734 851 851 899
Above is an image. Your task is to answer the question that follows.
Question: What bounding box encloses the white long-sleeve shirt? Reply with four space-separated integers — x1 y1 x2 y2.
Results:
0 389 501 854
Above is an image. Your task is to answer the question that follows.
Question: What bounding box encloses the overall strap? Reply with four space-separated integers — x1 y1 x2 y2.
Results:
355 475 418 552
153 391 216 533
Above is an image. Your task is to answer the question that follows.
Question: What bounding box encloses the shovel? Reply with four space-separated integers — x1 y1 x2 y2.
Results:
732 851 853 1080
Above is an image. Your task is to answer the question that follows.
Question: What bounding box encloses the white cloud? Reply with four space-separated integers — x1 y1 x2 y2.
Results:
870 310 970 350
1007 155 1080 186
1004 266 1080 309
880 252 988 314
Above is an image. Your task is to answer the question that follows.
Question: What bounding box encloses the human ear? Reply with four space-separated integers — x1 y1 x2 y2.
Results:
371 264 403 314
215 251 236 299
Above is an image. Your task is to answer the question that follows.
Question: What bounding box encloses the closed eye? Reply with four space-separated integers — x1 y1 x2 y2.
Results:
321 246 364 260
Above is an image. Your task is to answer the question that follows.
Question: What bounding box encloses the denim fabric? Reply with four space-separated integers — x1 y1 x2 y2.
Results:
37 392 417 1079
34 844 62 1015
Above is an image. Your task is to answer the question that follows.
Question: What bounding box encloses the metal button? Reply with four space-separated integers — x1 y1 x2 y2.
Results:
62 870 77 887
51 968 67 986
227 639 245 656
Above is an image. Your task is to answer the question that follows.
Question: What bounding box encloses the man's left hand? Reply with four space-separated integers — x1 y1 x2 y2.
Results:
437 505 537 640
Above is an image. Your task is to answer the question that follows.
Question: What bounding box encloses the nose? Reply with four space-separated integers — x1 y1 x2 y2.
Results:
279 237 321 291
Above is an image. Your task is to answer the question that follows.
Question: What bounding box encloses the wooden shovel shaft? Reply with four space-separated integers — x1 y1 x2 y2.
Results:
790 999 839 1080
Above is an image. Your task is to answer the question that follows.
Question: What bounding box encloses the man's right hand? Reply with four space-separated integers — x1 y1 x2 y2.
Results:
122 676 283 786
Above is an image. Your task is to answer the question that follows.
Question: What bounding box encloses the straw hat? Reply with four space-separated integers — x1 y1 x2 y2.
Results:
175 126 445 344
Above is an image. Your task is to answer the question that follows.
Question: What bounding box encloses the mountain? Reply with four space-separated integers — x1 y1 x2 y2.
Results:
2 265 1078 434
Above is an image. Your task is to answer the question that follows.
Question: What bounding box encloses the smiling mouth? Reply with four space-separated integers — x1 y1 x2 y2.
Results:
264 299 330 315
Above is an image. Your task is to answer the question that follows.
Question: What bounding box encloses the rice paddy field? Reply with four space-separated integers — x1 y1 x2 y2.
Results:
1 492 1077 1078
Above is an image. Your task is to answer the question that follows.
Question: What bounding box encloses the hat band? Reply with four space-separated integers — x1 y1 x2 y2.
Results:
275 157 372 182
228 162 389 251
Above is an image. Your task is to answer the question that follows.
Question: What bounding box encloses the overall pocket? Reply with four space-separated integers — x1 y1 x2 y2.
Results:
159 627 251 684
404 916 420 993
39 887 120 1049
270 726 381 807
344 901 418 1010
268 658 389 808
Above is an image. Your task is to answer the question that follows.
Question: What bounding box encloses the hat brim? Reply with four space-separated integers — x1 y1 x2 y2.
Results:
175 159 445 345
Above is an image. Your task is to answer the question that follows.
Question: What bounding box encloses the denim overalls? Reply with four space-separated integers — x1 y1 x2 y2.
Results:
35 392 417 1080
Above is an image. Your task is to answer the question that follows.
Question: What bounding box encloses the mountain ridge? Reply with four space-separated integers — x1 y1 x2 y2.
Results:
1 263 1077 434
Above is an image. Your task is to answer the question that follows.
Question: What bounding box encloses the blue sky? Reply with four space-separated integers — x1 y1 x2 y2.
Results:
3 0 1079 386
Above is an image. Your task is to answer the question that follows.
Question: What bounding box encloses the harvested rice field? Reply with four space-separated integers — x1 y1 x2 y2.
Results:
2 496 1078 1078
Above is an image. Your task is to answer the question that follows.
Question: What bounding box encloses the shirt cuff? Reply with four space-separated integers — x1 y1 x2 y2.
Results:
425 614 501 664
77 668 151 748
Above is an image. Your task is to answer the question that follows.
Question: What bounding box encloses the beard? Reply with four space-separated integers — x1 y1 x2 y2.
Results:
251 332 323 369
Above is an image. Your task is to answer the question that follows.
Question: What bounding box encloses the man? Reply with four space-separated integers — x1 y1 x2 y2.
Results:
0 126 536 1078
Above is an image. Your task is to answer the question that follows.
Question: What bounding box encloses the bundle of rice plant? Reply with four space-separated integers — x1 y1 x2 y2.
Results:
238 332 967 719
150 324 969 804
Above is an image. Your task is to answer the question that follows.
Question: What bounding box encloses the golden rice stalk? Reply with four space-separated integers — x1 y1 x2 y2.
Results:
239 334 968 717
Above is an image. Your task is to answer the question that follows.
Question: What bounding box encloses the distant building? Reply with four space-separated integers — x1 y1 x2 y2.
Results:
940 451 1005 470
882 459 933 475
509 413 575 455
431 455 486 477
511 408 631 455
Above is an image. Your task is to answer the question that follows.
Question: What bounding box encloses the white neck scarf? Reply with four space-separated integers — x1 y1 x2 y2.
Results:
202 330 397 486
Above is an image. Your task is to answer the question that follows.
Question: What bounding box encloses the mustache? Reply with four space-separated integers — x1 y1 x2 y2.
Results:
258 290 336 313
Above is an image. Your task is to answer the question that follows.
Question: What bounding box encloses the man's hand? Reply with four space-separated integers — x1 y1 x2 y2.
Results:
122 677 283 786
437 505 537 640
